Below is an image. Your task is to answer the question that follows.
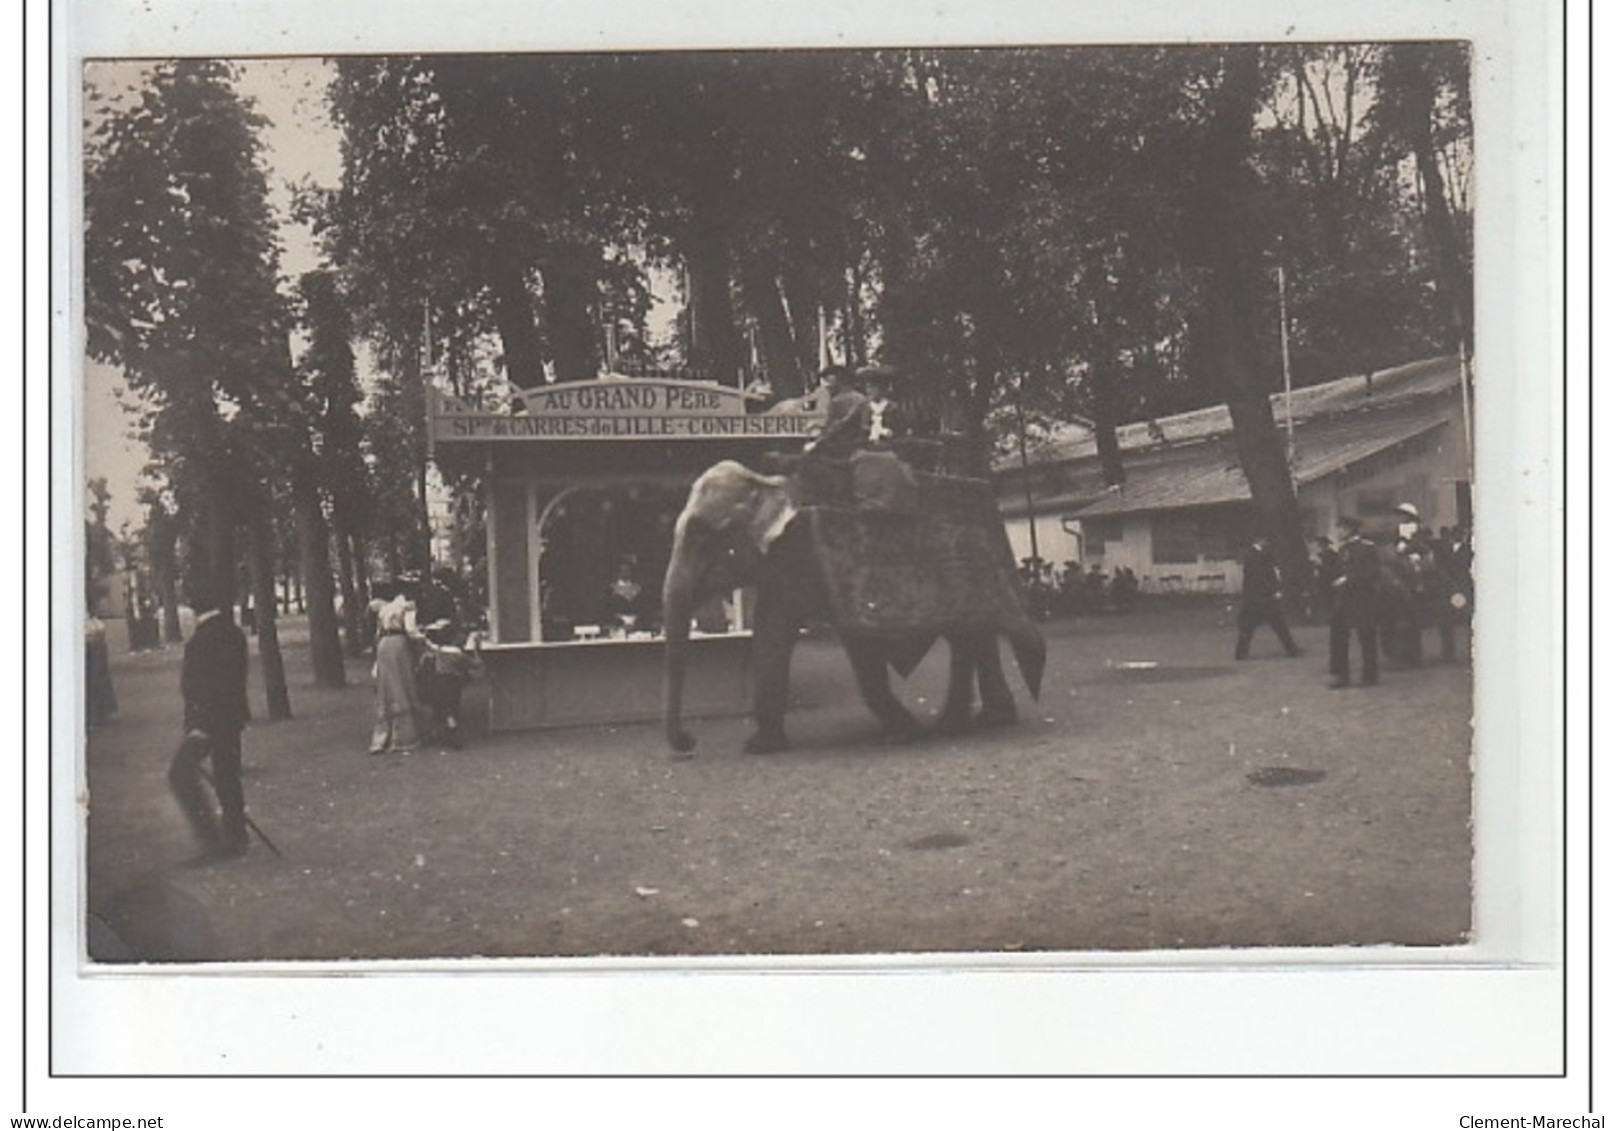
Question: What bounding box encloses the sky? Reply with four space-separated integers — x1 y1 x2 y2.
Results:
81 57 342 532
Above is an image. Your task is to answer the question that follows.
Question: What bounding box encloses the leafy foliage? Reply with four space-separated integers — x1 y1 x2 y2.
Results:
86 46 1472 630
84 59 303 711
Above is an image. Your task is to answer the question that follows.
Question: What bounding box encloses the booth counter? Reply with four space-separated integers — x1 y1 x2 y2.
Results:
476 633 752 731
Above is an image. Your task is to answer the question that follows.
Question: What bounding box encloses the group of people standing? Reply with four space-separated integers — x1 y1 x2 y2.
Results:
1320 506 1471 689
367 569 475 756
1235 504 1471 690
1016 559 1139 618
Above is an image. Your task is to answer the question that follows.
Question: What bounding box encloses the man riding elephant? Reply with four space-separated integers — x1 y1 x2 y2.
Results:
802 365 872 461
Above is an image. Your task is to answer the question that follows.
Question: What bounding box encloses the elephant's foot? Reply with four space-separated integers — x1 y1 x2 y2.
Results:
879 710 926 746
667 729 697 760
974 702 1019 729
932 707 975 737
743 729 791 755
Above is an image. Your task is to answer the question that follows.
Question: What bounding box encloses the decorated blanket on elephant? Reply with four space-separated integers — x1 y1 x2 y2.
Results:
790 453 1002 525
805 506 1029 642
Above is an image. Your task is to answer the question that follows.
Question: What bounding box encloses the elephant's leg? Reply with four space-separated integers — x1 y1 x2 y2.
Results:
743 585 798 755
933 633 978 735
974 634 1019 728
846 639 924 744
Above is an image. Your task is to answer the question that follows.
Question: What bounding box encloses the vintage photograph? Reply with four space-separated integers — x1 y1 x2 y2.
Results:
77 43 1479 968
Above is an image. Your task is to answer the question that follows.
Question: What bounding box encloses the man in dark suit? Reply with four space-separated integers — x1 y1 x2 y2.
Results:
1234 535 1302 659
169 585 251 861
1328 517 1381 689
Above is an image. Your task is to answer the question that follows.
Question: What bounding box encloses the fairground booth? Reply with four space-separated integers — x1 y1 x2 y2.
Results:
427 376 826 731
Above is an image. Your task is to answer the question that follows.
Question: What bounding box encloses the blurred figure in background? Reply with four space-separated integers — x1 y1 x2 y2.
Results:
85 613 117 727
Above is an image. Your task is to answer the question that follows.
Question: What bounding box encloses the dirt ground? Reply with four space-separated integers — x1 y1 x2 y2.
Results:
80 600 1473 964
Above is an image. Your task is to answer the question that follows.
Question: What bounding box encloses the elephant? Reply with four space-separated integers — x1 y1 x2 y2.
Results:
661 458 1046 756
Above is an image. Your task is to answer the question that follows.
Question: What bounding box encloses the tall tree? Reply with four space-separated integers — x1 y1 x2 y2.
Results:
1180 46 1311 596
297 269 373 655
319 56 626 388
1373 42 1473 354
362 359 433 575
84 59 296 716
1253 44 1452 383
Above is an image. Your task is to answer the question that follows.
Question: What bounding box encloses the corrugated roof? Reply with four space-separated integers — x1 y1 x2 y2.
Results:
998 354 1462 471
1072 397 1453 518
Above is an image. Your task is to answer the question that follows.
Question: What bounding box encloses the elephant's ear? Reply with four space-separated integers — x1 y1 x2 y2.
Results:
751 486 799 555
687 461 798 556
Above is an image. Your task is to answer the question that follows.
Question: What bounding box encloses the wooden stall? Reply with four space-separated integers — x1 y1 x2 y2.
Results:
428 376 825 731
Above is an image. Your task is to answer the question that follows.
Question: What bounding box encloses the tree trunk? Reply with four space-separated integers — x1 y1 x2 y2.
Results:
686 218 742 385
248 509 293 720
351 535 372 604
146 501 184 644
487 252 547 389
195 474 244 623
780 262 823 376
541 246 601 383
417 460 431 572
1400 57 1472 352
1087 358 1127 488
398 345 434 568
955 351 998 479
845 262 867 368
293 465 346 688
335 524 366 656
157 568 182 645
1191 46 1311 600
739 251 805 397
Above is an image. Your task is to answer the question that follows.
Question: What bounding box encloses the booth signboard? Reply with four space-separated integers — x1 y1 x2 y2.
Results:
427 375 826 731
428 378 826 448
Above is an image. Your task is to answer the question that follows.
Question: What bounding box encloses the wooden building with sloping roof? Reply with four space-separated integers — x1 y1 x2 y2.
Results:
994 356 1471 594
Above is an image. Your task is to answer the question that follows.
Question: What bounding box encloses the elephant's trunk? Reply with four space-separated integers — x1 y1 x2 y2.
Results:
1007 619 1047 700
661 541 699 756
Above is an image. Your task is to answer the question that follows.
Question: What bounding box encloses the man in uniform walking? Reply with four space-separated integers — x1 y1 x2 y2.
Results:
1234 535 1302 660
1328 516 1381 689
169 584 251 861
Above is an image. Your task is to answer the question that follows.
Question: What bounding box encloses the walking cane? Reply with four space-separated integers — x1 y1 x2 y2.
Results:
197 764 283 858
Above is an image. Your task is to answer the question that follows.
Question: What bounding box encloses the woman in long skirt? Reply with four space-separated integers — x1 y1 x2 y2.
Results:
368 589 422 754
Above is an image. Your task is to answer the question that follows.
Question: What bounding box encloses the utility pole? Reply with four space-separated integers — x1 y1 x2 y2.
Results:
1015 373 1040 568
1277 262 1296 477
